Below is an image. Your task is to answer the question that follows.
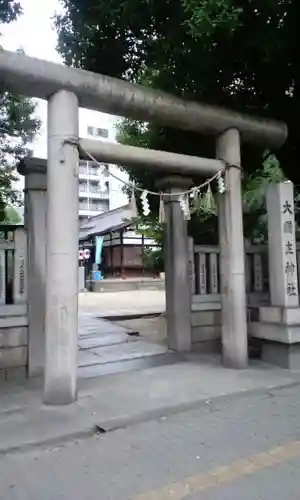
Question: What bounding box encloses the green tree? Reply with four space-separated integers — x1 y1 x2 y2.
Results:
3 205 21 224
0 1 40 220
0 0 21 23
56 0 297 184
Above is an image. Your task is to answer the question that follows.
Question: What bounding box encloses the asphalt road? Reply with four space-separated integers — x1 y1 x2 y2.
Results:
2 384 300 499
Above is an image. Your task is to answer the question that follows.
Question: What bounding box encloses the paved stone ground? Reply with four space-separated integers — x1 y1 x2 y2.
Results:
2 384 300 499
115 315 167 345
77 293 167 374
79 290 165 316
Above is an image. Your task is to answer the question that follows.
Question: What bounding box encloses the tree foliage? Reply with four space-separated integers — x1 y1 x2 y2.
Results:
56 0 298 185
0 92 40 213
3 205 21 224
0 0 21 24
0 1 40 219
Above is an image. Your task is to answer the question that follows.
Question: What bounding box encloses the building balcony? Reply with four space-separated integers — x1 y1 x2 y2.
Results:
78 172 104 181
78 209 105 217
79 162 109 180
78 190 109 199
89 191 110 199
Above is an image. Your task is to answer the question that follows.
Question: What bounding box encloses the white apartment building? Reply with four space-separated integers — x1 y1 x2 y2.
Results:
78 123 110 224
78 116 128 223
78 158 110 223
27 106 128 224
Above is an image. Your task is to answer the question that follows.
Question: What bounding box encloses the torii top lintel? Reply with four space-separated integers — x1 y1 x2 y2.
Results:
0 50 287 149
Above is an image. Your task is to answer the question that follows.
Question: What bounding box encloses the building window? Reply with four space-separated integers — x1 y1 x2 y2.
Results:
96 127 109 138
79 216 88 224
79 181 87 192
90 200 107 211
85 161 99 176
90 183 101 194
90 165 99 176
87 126 94 136
87 126 109 139
79 201 88 210
91 200 99 210
79 162 87 175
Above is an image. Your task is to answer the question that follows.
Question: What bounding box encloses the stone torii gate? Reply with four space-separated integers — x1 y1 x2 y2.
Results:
0 50 287 405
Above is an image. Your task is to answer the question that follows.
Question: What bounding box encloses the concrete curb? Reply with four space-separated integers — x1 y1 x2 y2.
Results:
2 379 300 456
95 379 300 432
0 428 97 456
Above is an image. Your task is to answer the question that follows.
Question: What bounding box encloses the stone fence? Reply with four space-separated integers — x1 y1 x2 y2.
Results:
190 239 300 355
189 180 300 370
0 226 28 381
190 241 268 351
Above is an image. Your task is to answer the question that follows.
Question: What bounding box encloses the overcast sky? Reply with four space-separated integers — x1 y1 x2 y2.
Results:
1 0 128 208
1 0 118 156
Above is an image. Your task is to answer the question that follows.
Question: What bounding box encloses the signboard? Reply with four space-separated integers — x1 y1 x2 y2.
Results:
267 181 299 307
281 196 298 303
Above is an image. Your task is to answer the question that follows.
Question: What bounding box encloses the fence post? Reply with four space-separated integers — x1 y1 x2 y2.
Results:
209 252 219 294
13 227 28 305
245 253 251 293
198 253 207 295
0 247 6 304
188 237 195 295
253 253 264 292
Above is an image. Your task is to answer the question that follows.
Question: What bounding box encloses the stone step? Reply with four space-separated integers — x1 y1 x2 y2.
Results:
78 332 134 350
77 313 172 380
78 340 167 368
78 316 133 337
78 314 137 349
78 351 182 379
